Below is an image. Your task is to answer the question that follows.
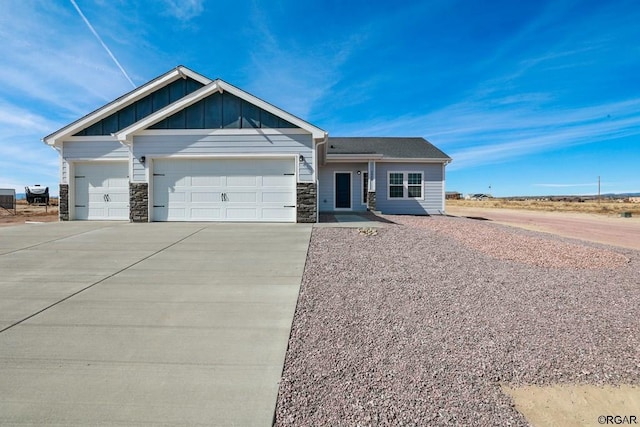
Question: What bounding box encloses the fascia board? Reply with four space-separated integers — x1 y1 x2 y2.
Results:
326 155 452 163
375 157 452 163
176 65 212 84
216 80 327 140
326 154 384 161
115 81 222 142
43 66 212 146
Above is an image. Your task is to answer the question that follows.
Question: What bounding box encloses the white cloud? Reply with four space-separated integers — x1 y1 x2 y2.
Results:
0 2 137 121
162 0 205 21
0 104 59 134
333 93 640 171
243 5 366 119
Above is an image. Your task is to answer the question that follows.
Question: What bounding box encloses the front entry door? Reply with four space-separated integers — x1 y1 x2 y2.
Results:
335 172 351 209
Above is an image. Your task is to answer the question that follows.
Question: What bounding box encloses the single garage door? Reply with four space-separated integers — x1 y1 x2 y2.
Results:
152 158 296 222
74 162 129 220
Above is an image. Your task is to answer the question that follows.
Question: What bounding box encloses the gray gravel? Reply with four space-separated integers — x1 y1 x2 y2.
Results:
275 215 640 426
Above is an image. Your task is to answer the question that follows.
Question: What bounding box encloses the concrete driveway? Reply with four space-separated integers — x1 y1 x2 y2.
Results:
0 221 311 426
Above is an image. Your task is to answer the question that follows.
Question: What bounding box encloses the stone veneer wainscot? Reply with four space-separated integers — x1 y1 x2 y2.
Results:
367 191 376 211
129 183 149 222
297 183 317 223
59 184 69 221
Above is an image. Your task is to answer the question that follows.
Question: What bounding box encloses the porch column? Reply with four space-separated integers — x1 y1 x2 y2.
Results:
367 160 376 211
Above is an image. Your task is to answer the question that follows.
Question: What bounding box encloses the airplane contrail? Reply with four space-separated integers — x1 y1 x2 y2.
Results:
69 0 136 88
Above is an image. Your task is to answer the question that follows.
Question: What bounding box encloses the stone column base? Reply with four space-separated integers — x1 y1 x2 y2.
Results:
59 184 69 221
367 191 376 211
297 183 317 223
129 183 149 222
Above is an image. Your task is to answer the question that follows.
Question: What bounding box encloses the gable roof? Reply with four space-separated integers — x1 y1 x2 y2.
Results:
114 79 327 142
43 66 327 145
326 137 451 161
43 66 211 146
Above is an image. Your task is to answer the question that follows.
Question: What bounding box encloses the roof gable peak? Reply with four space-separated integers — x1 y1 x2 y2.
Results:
43 66 212 145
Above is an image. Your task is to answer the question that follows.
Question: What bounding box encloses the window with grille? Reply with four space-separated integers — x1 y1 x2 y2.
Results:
387 172 423 199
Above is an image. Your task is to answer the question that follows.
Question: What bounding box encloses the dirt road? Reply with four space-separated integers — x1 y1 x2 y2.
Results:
446 205 640 251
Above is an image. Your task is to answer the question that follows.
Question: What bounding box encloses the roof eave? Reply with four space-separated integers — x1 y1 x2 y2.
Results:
326 154 451 163
378 157 453 163
326 153 384 161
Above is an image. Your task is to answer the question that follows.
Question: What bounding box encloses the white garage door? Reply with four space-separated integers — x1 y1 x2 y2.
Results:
74 162 129 220
152 158 296 222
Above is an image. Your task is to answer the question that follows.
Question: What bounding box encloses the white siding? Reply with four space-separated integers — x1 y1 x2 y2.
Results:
61 139 129 184
318 162 368 212
131 132 314 183
376 163 445 214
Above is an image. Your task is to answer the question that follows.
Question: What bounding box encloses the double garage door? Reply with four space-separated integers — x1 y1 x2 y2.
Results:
73 158 296 222
152 158 296 222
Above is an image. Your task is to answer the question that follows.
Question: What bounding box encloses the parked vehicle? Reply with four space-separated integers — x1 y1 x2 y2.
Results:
25 185 49 205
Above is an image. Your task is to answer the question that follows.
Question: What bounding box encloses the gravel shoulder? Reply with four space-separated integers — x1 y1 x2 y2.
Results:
275 215 639 426
445 205 640 251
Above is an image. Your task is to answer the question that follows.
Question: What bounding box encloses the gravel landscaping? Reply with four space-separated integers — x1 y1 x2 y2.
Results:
275 215 639 426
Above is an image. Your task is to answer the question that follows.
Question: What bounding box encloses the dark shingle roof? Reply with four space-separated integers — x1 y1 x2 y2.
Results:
327 137 451 160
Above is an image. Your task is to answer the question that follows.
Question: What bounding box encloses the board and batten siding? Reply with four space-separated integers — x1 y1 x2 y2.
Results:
318 162 369 212
375 163 445 214
61 139 130 184
131 132 314 182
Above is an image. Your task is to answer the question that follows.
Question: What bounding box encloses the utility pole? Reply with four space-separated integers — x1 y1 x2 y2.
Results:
597 176 601 203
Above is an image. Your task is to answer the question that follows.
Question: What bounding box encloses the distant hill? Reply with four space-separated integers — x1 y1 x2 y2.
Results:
602 193 640 197
502 192 640 200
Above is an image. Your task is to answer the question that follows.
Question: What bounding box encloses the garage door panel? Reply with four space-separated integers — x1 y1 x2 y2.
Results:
166 208 186 220
88 193 106 203
109 177 130 187
226 192 257 203
175 176 190 187
108 192 129 203
262 191 294 203
87 207 106 218
108 207 130 218
226 176 258 187
192 176 222 187
152 158 296 222
74 162 129 220
191 191 221 203
226 208 257 220
191 208 223 220
262 208 295 220
262 175 292 187
167 191 187 203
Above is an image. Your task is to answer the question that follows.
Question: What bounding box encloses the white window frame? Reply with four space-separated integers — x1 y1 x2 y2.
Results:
387 171 424 200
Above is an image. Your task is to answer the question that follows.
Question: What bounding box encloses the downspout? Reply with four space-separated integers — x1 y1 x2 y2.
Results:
315 134 328 223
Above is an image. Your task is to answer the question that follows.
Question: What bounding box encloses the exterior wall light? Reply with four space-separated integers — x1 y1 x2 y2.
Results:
140 156 146 164
299 154 304 162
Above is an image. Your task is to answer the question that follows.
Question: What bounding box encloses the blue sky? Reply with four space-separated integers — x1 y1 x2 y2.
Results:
1 0 639 197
